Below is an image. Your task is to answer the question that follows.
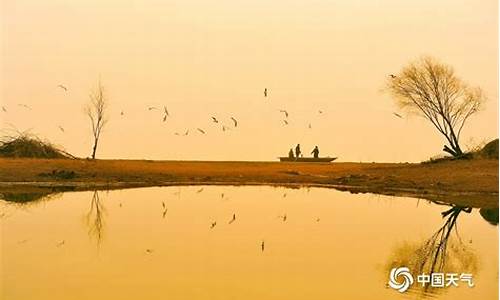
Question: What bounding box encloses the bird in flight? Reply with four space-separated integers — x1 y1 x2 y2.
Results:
279 110 289 118
264 88 268 97
261 240 265 252
58 125 65 132
56 240 65 247
120 111 124 116
282 120 288 125
308 123 312 129
318 110 323 114
162 106 169 122
210 221 217 229
230 117 238 127
279 214 287 222
393 112 403 119
148 106 158 111
18 104 31 110
184 130 189 136
197 128 206 134
229 213 236 224
211 117 219 123
196 187 204 193
389 74 397 78
57 84 68 91
145 249 154 254
222 125 230 132
1 106 6 112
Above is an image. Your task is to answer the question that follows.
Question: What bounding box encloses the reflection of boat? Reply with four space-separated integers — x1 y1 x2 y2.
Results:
278 157 337 162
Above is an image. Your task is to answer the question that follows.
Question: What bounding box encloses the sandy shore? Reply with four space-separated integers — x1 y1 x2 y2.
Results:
1 158 498 207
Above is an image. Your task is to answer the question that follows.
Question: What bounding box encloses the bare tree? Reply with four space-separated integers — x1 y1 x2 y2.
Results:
387 57 484 157
85 81 108 159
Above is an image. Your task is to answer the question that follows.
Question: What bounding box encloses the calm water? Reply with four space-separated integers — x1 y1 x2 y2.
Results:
0 186 498 300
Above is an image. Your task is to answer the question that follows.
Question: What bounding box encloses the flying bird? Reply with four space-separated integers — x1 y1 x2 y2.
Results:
229 213 236 224
145 249 154 253
279 214 287 222
58 125 65 132
279 110 289 118
393 112 403 119
282 120 288 125
210 221 217 229
163 106 169 117
184 130 189 136
56 240 65 247
197 128 206 134
18 104 31 110
318 110 323 114
196 187 204 193
211 117 219 123
57 84 68 91
389 74 397 78
316 218 321 222
222 125 230 132
261 240 265 252
148 106 158 111
282 193 287 198
1 106 6 112
120 111 124 116
308 123 312 129
230 117 238 127
264 88 268 97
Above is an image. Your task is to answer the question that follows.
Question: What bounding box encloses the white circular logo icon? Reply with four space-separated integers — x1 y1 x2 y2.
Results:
389 267 414 293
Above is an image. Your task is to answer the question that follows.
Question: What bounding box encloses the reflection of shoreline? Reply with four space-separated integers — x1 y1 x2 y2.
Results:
0 182 497 209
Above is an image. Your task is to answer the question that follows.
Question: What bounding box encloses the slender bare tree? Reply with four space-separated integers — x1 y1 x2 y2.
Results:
387 57 484 157
85 81 108 159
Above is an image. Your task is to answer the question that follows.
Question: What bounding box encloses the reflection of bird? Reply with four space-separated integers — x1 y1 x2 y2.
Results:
264 88 268 97
58 125 65 132
56 240 65 247
210 221 217 229
279 110 289 118
230 117 238 127
389 74 397 78
229 213 236 224
57 84 68 91
18 104 31 110
197 128 206 134
2 106 6 112
282 120 288 125
261 240 265 252
211 117 219 123
393 112 403 119
196 187 204 193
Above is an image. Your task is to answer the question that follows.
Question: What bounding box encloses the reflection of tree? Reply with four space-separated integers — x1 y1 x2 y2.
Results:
85 191 106 245
386 205 478 296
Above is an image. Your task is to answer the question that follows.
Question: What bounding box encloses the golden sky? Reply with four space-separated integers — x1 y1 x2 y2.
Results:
1 0 498 161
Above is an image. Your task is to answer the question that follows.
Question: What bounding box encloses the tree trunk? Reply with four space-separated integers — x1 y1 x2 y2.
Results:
91 138 98 159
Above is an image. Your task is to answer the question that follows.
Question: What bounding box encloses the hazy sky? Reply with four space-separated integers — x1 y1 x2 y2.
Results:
1 0 498 162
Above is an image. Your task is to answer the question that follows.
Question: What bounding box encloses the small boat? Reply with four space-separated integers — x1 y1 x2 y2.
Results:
278 157 337 163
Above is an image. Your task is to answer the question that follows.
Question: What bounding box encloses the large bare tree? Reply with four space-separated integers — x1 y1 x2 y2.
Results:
85 81 108 159
387 57 484 158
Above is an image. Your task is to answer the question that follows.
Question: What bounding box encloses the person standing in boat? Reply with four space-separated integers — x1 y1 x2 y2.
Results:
295 144 301 158
311 146 319 158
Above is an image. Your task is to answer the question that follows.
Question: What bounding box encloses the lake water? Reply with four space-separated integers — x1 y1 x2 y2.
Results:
0 186 498 300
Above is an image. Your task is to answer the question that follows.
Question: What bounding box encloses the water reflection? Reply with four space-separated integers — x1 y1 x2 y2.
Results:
479 208 499 226
85 191 106 245
386 205 479 297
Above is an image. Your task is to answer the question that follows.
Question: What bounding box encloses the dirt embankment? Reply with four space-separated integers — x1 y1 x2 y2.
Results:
1 158 497 207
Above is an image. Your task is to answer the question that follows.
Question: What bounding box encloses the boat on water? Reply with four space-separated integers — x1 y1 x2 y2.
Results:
278 157 337 162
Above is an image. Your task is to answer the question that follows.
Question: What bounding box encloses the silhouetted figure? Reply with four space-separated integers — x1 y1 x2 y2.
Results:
311 146 319 158
288 149 294 158
295 144 301 158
